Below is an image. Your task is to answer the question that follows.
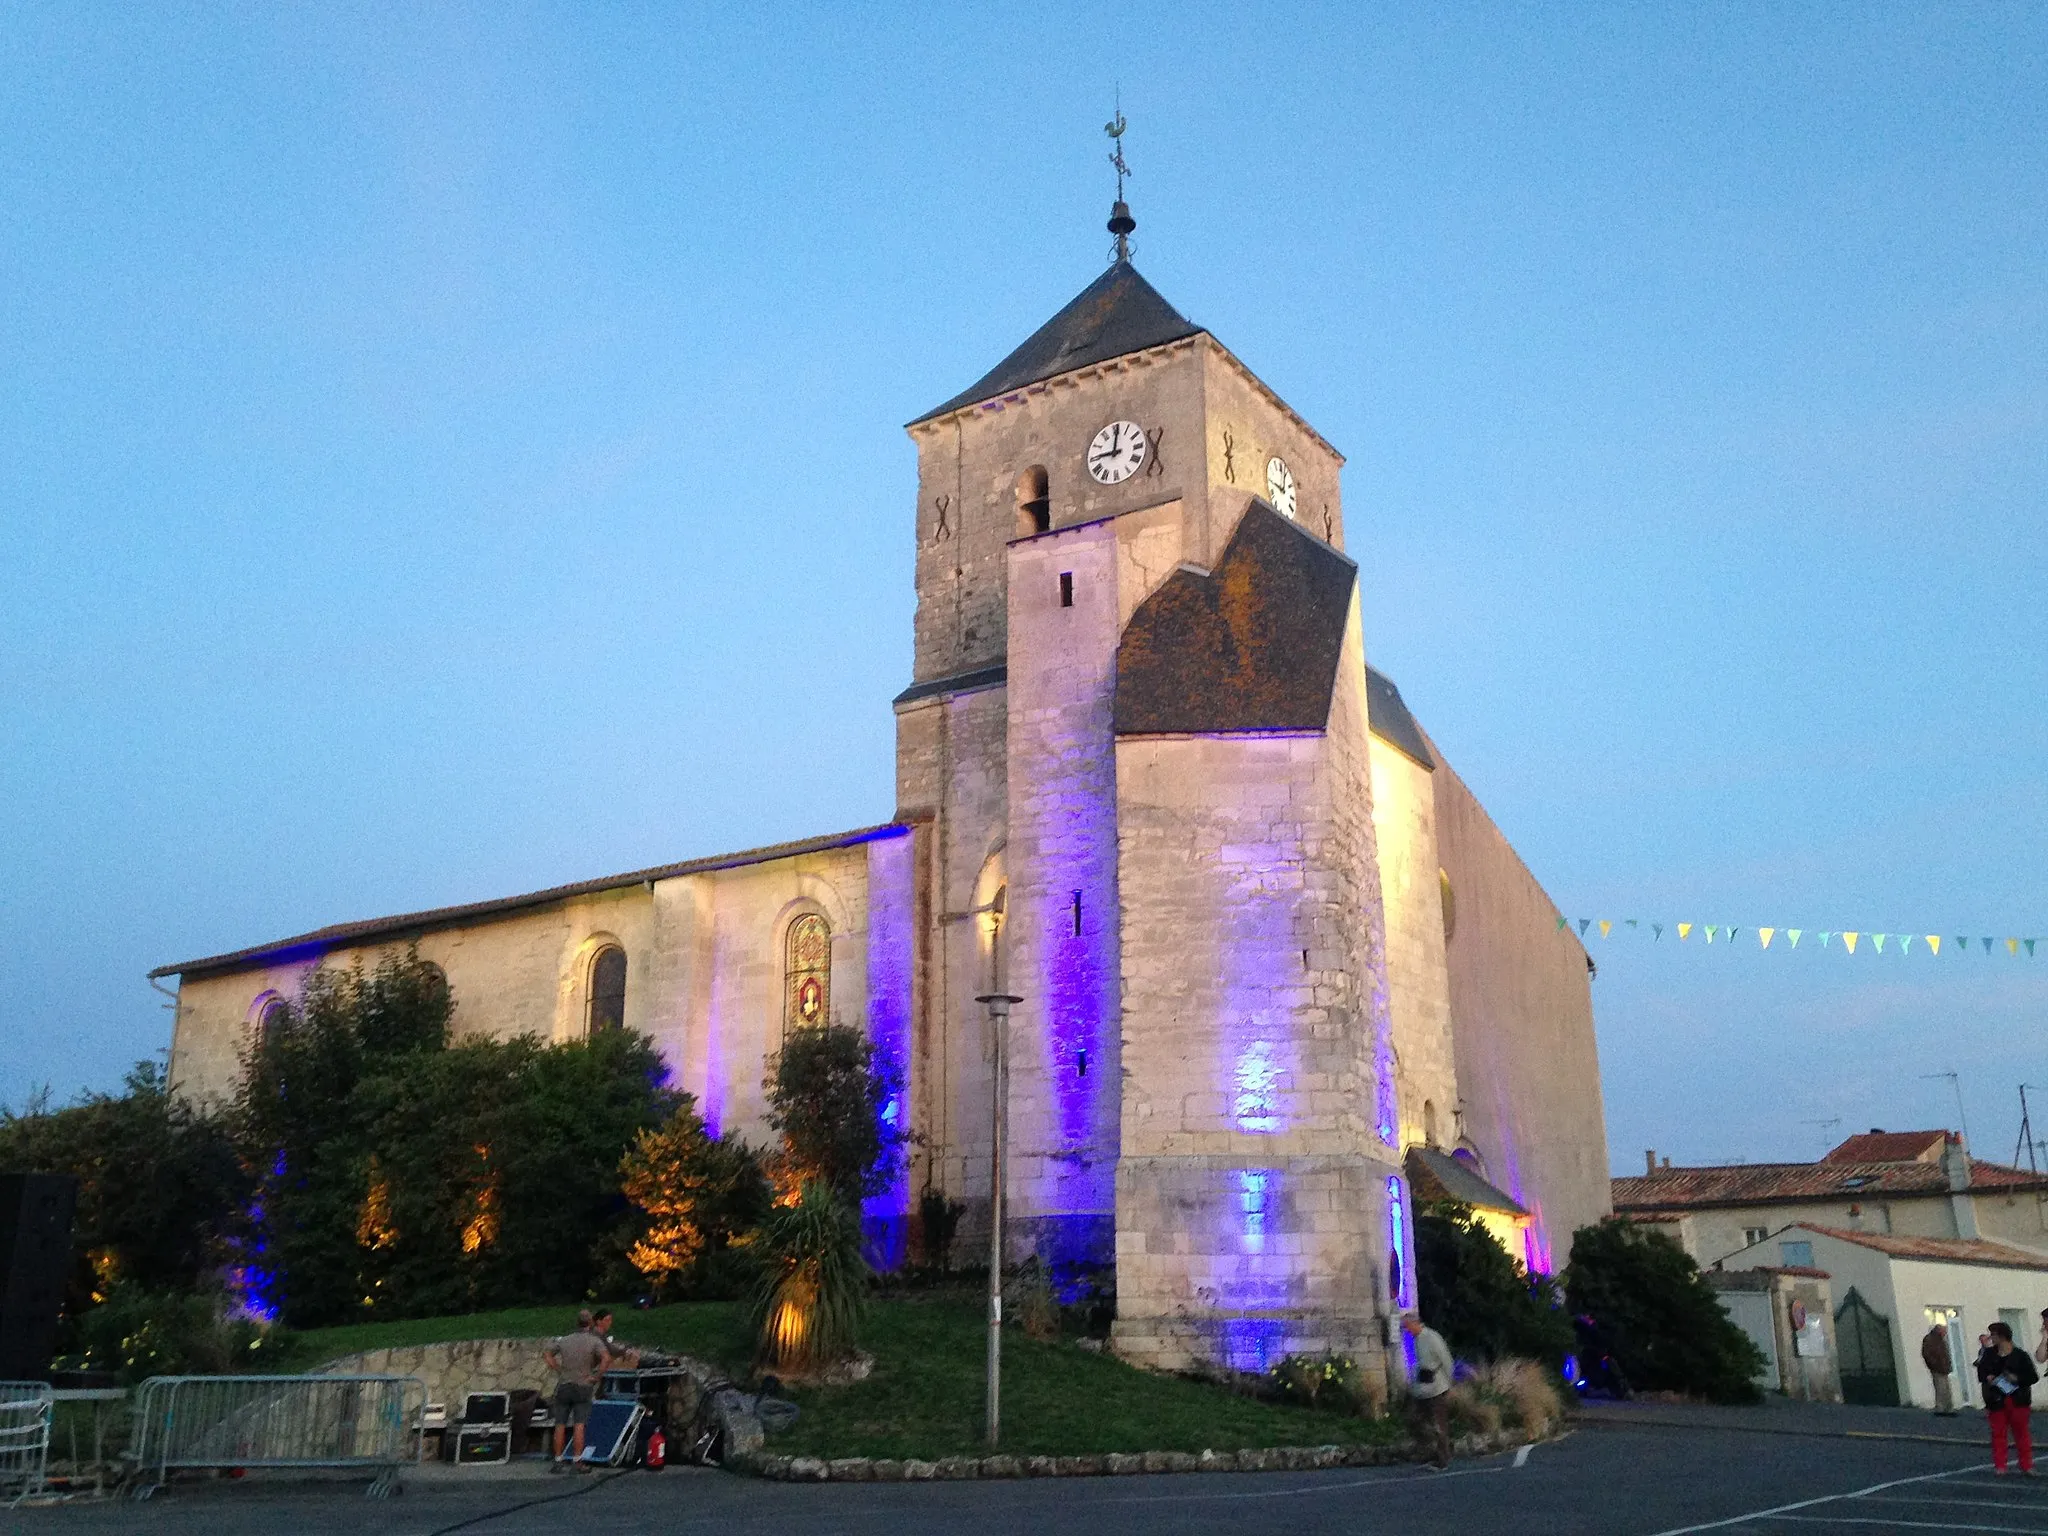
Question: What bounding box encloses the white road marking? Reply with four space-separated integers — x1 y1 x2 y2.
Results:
1514 1444 1533 1468
1763 1515 2048 1532
1643 1465 1988 1535
1103 1461 1514 1504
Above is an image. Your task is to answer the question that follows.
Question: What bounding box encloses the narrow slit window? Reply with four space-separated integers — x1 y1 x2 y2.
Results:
1071 890 1083 936
1059 572 1074 607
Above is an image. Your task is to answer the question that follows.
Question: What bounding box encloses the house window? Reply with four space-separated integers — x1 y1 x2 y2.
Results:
1742 1227 1769 1248
785 913 831 1035
1780 1239 1814 1268
587 946 627 1033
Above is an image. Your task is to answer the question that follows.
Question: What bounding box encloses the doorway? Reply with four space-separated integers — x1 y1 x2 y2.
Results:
1925 1305 1969 1409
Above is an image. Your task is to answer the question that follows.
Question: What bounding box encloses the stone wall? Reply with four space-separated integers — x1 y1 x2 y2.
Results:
1433 755 1610 1266
1111 600 1398 1374
1367 736 1457 1155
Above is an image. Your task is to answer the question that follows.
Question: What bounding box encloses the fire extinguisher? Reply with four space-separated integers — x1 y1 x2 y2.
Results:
644 1424 666 1470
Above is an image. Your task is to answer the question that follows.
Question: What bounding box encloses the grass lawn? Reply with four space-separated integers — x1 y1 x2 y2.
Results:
277 1293 1403 1461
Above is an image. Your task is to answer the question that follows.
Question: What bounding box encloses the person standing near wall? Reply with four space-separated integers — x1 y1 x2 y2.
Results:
2033 1308 2048 1368
1976 1320 2039 1476
1402 1312 1456 1470
1923 1323 1958 1416
543 1310 608 1473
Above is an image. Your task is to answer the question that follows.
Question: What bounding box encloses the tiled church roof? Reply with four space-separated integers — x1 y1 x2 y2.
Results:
910 261 1204 424
151 823 908 982
1113 499 1358 736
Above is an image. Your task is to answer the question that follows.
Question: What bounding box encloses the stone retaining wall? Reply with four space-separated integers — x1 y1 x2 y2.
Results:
734 1424 1557 1481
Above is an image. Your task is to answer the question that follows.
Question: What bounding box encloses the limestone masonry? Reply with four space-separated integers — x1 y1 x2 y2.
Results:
157 253 1611 1383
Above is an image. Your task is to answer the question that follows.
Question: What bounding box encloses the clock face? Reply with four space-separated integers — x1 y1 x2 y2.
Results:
1087 420 1148 484
1266 456 1297 518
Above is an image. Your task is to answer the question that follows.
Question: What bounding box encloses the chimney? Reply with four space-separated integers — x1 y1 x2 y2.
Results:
1943 1133 1979 1238
1646 1150 1657 1175
1663 1156 1673 1169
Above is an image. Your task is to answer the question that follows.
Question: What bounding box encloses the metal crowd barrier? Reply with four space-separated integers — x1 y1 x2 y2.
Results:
0 1381 54 1504
130 1374 425 1499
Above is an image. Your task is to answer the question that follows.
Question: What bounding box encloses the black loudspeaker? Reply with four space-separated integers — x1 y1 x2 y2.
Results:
0 1173 78 1381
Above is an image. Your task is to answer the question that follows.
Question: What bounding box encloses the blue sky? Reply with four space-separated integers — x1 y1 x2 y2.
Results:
3 4 2043 1173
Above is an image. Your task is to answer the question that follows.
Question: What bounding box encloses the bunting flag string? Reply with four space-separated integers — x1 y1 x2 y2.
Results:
1559 912 2042 958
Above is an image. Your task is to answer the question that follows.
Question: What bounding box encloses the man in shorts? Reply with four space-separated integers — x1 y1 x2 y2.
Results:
543 1310 607 1471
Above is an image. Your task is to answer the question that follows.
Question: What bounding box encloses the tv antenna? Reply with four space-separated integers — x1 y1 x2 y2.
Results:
1105 95 1135 263
1921 1070 1971 1148
2017 1086 2048 1174
1802 1116 1843 1157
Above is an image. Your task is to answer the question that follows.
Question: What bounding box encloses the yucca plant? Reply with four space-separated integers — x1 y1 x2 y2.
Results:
748 1179 870 1374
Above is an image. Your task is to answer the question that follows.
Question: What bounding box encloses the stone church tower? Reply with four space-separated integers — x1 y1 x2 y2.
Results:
897 245 1405 1369
156 207 1611 1383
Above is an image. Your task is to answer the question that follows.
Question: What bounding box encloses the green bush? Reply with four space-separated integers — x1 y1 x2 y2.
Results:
236 949 679 1326
0 1059 247 1344
1565 1217 1766 1404
1415 1203 1574 1366
58 1283 288 1384
764 1022 905 1203
619 1097 768 1300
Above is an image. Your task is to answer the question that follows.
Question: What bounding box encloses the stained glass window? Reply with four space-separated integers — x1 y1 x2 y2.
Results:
588 945 627 1033
785 913 831 1035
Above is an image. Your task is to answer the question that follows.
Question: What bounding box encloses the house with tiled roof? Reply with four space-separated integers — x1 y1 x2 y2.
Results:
1716 1222 2048 1409
1611 1130 2048 1273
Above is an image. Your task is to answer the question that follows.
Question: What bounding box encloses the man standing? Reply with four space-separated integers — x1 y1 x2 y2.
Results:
1402 1312 1456 1470
1923 1322 1958 1416
543 1311 607 1473
1977 1320 2039 1476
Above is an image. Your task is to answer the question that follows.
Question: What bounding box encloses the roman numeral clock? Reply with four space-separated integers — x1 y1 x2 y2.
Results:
1087 419 1148 483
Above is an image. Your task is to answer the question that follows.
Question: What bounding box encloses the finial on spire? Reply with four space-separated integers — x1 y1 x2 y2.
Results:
1105 97 1134 264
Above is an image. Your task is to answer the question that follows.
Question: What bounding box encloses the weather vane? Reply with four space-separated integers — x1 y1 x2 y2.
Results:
1106 95 1135 264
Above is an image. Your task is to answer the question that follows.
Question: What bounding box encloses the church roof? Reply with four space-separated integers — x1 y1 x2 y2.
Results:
1407 1145 1529 1218
1365 667 1434 770
150 823 909 982
1113 498 1357 736
910 260 1205 425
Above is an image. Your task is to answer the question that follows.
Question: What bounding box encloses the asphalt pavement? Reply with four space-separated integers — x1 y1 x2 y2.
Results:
2 1404 2021 1536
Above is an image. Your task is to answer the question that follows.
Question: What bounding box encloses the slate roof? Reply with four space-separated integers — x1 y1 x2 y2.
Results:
1613 1156 2048 1213
1365 667 1435 770
911 261 1205 425
1407 1145 1529 1217
151 823 909 982
1824 1130 1955 1164
1792 1223 2048 1272
1114 499 1358 736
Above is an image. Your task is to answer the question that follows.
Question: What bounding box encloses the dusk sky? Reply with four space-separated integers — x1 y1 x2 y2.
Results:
4 5 2043 1174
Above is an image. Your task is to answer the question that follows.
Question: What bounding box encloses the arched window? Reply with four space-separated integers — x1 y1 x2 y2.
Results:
784 914 831 1035
588 945 627 1033
1016 466 1050 537
256 996 288 1038
1423 1099 1439 1148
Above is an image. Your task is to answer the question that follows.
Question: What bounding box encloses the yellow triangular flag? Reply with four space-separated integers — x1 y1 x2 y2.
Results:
1600 920 1613 938
1926 935 1942 956
1678 923 1693 941
2009 938 2021 957
1759 927 1775 949
1843 931 1861 953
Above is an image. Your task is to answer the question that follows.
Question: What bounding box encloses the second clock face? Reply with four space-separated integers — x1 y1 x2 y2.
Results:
1087 420 1148 484
1266 456 1297 518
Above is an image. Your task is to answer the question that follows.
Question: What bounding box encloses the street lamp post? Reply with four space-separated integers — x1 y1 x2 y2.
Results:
975 990 1022 1449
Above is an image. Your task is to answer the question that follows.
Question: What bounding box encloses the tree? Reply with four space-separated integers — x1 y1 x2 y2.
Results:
0 1059 247 1337
619 1097 767 1299
763 1022 905 1204
749 1179 869 1374
1565 1217 1766 1404
237 949 678 1325
1415 1203 1574 1366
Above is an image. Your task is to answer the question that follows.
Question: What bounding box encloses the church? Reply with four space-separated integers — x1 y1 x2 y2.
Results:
156 199 1612 1377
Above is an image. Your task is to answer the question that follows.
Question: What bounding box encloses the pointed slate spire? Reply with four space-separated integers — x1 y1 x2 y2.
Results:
910 261 1204 424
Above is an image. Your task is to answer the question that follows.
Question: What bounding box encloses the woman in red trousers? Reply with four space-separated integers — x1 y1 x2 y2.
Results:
1977 1320 2041 1474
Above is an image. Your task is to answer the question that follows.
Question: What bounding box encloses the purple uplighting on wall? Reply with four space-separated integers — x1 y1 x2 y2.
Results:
1232 1039 1282 1133
863 830 917 1229
1222 1316 1287 1373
